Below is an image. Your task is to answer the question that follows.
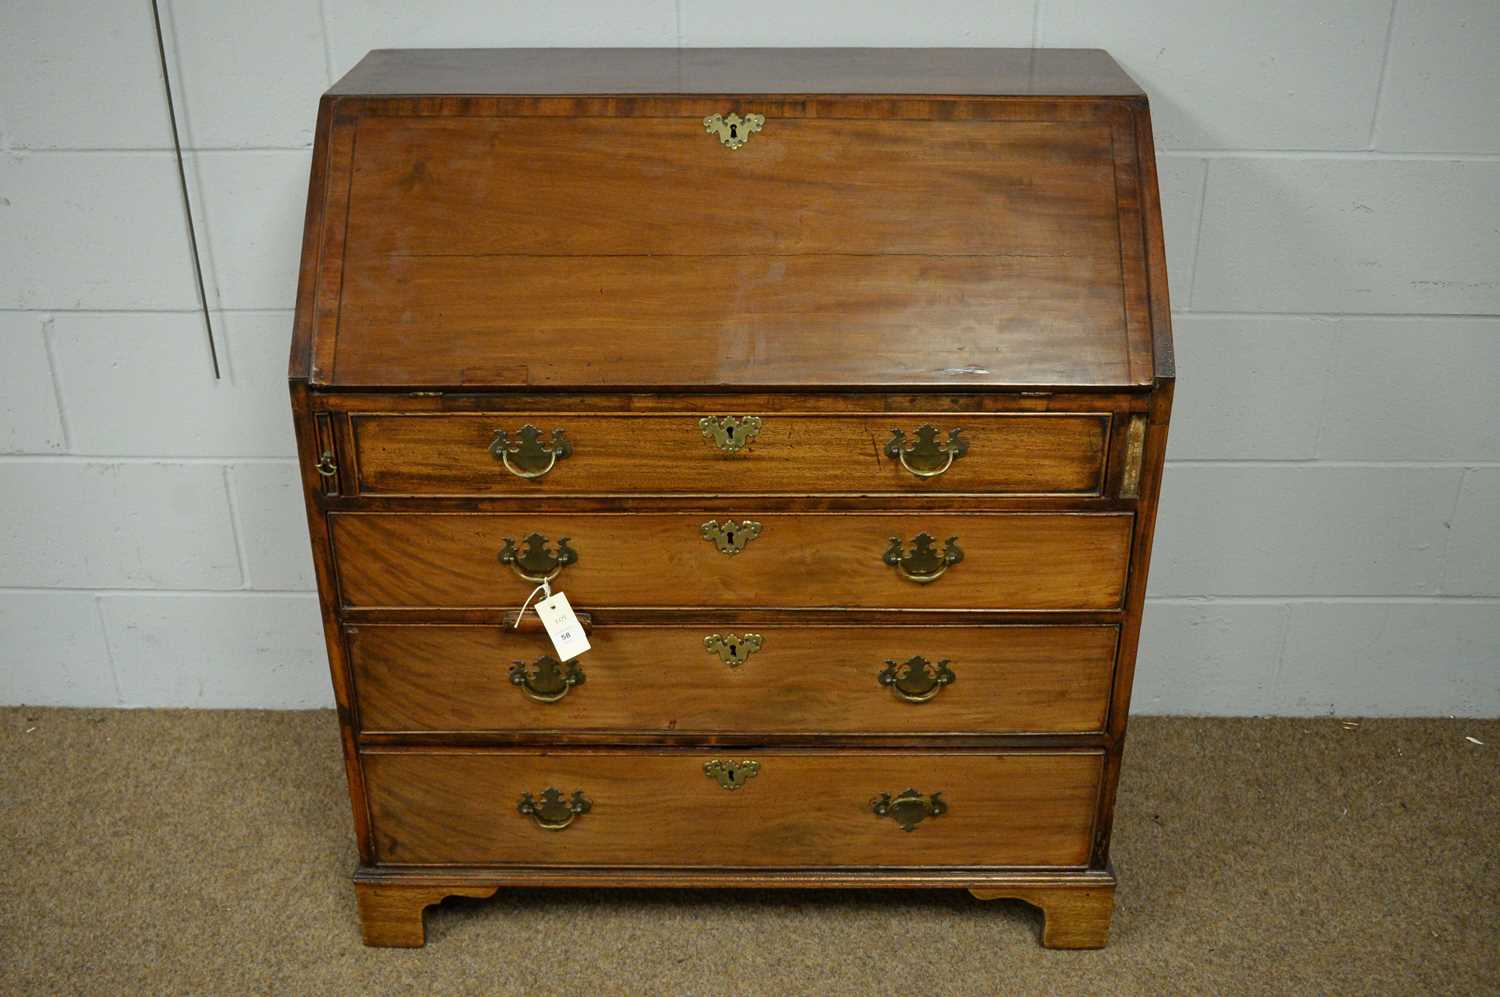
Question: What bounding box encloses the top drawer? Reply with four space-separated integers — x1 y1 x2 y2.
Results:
348 412 1108 496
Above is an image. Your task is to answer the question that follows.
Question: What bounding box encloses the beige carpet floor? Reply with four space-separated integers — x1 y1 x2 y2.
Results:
1 709 1496 995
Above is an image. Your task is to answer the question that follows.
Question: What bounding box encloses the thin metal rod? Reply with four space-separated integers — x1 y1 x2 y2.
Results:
150 0 220 378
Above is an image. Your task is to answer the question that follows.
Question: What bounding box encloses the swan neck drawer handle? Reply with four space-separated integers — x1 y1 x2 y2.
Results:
872 789 947 832
886 425 968 478
510 655 585 703
491 425 572 480
878 656 956 703
518 788 591 831
883 532 963 584
499 532 577 583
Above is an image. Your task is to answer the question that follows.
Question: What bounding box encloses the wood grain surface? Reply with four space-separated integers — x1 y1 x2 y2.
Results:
362 748 1103 867
348 623 1119 735
345 117 1119 258
332 254 1133 389
329 511 1133 610
349 412 1108 496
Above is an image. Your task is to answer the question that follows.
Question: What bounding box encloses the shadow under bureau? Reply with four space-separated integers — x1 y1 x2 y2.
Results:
288 47 1174 949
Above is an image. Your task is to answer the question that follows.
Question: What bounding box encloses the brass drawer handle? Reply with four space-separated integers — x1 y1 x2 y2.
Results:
699 415 762 453
872 789 947 832
701 519 761 556
518 788 591 831
878 656 955 703
490 425 572 480
499 532 577 583
704 759 760 790
883 532 963 584
703 112 764 150
704 632 763 667
886 425 968 478
510 655 585 703
314 451 338 477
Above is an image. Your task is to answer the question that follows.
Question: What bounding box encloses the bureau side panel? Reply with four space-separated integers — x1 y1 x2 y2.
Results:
1090 102 1176 866
291 384 373 862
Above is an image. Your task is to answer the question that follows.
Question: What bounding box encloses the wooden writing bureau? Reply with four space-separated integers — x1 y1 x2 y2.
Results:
289 48 1173 949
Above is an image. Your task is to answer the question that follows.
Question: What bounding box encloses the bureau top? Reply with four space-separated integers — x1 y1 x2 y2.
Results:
292 49 1171 392
328 48 1145 98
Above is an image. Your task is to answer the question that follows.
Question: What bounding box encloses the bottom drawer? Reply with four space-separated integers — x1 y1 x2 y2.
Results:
363 749 1102 868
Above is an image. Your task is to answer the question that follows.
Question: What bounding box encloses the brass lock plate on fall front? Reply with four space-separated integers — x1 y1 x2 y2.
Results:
703 112 764 149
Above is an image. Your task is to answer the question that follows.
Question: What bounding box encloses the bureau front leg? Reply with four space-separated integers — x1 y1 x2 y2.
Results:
354 882 499 947
969 881 1115 949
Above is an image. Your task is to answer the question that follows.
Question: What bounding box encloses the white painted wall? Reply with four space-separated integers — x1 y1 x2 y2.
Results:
1 1 1496 715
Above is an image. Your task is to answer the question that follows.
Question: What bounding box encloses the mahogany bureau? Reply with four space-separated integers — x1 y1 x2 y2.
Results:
288 48 1174 950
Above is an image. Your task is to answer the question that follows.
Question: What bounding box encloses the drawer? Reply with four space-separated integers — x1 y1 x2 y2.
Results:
348 412 1108 496
363 749 1103 867
349 624 1118 736
330 512 1133 611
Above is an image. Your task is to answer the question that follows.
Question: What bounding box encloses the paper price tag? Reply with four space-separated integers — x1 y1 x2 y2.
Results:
533 590 590 661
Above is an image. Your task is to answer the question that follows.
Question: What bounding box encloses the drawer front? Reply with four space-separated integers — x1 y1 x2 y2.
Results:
330 512 1132 611
363 749 1102 868
350 624 1118 736
349 413 1108 496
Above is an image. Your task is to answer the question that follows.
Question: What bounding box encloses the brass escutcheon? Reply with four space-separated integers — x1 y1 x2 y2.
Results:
699 415 762 453
883 532 963 584
491 424 572 480
703 112 764 150
499 532 578 583
886 425 968 478
509 655 585 703
872 789 947 832
878 656 956 703
518 788 591 830
704 632 763 667
704 759 760 790
701 519 762 556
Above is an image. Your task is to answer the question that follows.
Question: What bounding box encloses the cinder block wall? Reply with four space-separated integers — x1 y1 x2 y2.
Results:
2 2 1496 714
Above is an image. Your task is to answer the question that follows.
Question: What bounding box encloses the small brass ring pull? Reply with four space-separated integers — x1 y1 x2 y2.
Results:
499 532 578 584
314 451 337 477
878 656 956 703
518 788 591 831
510 655 585 703
699 415 762 453
872 789 947 832
491 425 572 480
704 759 760 790
886 426 968 479
703 112 764 150
701 519 762 556
883 532 963 584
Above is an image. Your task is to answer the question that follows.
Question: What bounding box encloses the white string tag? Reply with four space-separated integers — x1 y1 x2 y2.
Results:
513 579 590 660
